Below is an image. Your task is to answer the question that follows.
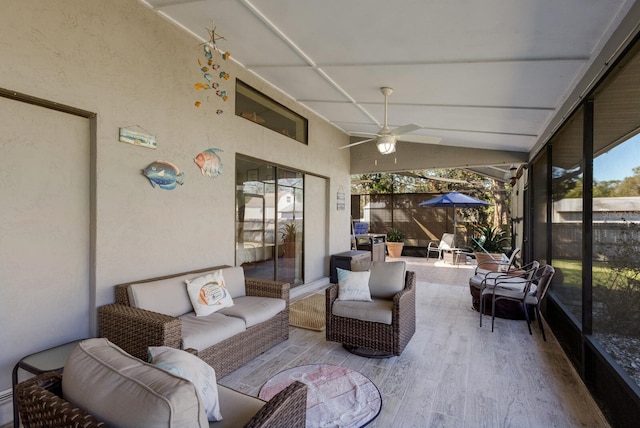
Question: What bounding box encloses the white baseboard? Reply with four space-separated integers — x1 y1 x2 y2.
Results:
0 388 13 426
290 277 330 300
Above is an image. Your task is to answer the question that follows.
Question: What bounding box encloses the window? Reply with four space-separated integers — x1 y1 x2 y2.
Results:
235 80 308 144
591 40 640 388
235 156 304 286
549 107 584 323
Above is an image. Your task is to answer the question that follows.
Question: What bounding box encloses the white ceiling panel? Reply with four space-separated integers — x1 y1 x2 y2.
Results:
142 0 640 162
248 66 346 102
149 0 307 66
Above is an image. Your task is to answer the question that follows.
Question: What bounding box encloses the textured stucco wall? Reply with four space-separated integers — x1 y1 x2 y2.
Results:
0 0 351 404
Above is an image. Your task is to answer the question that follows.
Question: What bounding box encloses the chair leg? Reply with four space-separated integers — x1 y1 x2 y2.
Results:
491 295 496 332
479 290 484 327
535 305 547 341
523 303 532 335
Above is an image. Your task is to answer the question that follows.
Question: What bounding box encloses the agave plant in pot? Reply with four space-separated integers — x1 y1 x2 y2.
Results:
386 227 405 258
473 225 509 267
279 222 299 258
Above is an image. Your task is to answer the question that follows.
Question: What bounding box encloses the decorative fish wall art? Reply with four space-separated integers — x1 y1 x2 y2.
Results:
142 161 185 190
194 148 223 178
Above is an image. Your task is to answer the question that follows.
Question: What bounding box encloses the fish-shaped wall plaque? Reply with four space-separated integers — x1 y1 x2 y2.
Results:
193 148 223 178
142 160 185 190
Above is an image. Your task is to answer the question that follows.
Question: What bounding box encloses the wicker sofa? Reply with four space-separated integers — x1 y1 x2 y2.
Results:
15 339 306 427
98 265 289 378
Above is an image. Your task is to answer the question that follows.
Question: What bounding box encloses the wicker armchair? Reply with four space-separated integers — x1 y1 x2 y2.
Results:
16 372 307 428
325 269 416 356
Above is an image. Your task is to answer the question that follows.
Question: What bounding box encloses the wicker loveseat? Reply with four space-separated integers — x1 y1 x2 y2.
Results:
98 265 289 378
15 339 306 428
326 261 416 356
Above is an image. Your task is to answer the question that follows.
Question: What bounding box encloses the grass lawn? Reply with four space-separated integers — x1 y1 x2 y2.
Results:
551 258 612 287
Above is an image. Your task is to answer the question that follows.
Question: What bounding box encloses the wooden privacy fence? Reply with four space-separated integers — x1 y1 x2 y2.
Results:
351 193 487 249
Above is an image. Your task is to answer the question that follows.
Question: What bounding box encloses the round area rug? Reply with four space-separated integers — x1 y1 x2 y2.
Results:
259 364 382 428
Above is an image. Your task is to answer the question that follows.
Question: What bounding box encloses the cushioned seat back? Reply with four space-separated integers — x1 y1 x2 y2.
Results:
220 266 246 298
127 274 204 317
368 261 406 299
127 267 247 317
62 338 208 428
128 272 209 317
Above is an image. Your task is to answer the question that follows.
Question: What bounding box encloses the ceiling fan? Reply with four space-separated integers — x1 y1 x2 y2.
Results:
340 87 441 154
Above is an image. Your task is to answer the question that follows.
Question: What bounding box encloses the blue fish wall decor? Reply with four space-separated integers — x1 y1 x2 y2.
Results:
193 148 223 178
142 160 185 190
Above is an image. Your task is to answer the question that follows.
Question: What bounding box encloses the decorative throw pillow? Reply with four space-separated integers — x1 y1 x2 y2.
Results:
336 268 372 301
148 346 223 422
186 270 234 316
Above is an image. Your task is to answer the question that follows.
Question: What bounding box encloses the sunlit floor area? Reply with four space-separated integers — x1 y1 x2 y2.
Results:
7 257 608 428
220 256 609 427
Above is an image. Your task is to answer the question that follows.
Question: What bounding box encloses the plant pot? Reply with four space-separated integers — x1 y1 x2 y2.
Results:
386 242 404 258
474 252 506 271
283 241 296 258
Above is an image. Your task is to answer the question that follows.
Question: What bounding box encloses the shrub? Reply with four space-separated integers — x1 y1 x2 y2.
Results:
594 222 640 336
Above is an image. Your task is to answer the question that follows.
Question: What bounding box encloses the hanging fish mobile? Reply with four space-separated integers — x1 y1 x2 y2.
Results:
194 25 230 112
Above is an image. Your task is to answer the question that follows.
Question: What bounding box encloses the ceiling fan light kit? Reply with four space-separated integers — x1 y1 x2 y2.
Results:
376 134 396 154
339 86 441 155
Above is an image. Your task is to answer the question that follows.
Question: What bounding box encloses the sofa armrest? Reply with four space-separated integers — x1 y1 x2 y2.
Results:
246 381 307 428
245 277 290 305
98 304 182 361
16 372 107 428
325 284 339 328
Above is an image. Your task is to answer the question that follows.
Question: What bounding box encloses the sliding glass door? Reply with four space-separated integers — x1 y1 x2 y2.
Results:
235 156 304 286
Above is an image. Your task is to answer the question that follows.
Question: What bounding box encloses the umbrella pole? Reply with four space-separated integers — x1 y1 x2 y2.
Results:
452 206 457 247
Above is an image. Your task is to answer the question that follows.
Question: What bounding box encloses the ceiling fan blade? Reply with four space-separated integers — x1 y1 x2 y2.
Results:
349 132 379 138
397 134 442 144
339 138 375 149
389 123 421 136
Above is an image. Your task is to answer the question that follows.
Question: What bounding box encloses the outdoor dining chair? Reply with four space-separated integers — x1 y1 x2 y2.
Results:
475 260 540 322
480 264 555 340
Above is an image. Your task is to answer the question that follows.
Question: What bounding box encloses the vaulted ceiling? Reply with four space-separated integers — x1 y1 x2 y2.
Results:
142 0 640 176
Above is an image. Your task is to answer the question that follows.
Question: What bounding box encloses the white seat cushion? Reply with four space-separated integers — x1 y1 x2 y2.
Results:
331 299 394 324
218 296 286 327
213 386 266 427
180 312 246 351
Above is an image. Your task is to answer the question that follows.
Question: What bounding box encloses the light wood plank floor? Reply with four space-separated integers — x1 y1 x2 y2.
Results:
219 257 609 428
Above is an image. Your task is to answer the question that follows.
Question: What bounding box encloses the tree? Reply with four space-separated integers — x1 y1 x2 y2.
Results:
351 169 510 229
613 166 640 196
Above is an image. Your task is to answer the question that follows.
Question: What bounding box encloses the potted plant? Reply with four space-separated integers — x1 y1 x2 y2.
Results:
386 228 405 258
279 222 299 258
473 225 509 267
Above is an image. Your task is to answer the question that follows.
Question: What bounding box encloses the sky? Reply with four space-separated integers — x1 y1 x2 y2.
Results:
593 134 640 182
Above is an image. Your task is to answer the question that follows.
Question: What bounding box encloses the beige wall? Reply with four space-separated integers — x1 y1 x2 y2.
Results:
0 0 351 409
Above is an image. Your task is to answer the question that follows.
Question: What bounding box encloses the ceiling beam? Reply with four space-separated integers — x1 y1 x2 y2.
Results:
350 141 527 174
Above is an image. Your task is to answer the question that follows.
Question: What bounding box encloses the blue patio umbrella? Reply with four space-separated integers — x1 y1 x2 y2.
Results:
419 191 490 245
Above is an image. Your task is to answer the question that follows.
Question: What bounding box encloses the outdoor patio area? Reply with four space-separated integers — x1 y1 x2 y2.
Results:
218 256 609 427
